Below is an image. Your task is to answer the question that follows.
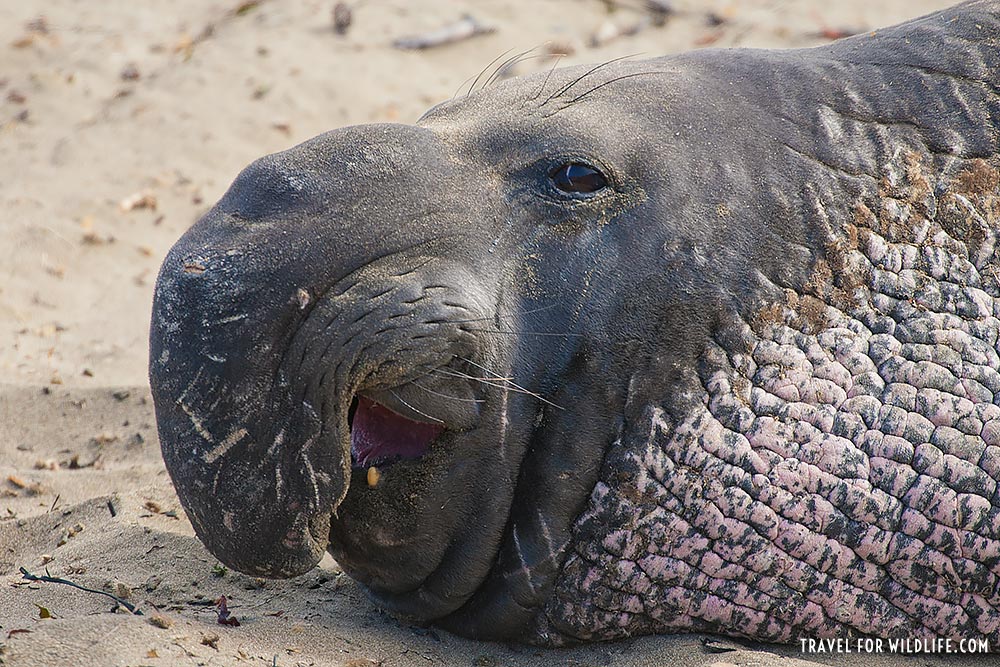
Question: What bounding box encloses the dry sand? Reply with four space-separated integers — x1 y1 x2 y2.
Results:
0 1 981 665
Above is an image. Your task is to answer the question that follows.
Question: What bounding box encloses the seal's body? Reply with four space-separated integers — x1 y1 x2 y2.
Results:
150 1 1000 646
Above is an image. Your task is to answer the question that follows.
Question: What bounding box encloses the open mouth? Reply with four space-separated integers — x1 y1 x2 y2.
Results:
349 395 446 469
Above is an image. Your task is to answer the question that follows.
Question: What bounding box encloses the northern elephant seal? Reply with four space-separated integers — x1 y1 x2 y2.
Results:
150 0 1000 646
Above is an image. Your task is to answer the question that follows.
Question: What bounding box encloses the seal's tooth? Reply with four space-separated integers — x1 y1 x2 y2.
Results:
367 466 380 488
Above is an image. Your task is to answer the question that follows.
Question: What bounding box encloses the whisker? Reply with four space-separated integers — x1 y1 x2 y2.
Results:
408 379 486 403
525 53 564 105
452 73 478 100
431 367 566 411
562 70 666 106
483 46 539 90
466 328 583 338
457 356 564 410
404 365 444 383
541 53 641 106
491 53 557 85
388 389 445 424
449 303 562 324
433 368 514 383
467 47 516 97
483 53 555 88
433 371 531 396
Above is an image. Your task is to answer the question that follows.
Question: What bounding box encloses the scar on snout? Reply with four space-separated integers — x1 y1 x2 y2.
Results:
213 313 249 325
295 288 311 309
179 401 214 444
203 427 248 464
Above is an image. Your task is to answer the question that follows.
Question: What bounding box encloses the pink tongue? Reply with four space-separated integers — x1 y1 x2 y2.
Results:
350 396 444 467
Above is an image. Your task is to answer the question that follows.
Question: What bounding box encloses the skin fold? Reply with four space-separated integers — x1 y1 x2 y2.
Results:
150 0 1000 646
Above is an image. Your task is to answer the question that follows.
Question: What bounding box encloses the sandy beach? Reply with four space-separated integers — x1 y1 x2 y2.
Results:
0 1 978 665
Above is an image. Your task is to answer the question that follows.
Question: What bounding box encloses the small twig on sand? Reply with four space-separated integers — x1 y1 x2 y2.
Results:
215 595 240 626
19 567 143 615
392 14 496 50
590 16 652 47
332 1 352 35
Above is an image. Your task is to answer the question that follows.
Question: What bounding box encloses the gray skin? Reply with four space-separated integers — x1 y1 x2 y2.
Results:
150 0 1000 646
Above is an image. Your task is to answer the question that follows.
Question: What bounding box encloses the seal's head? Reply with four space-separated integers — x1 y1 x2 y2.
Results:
150 57 798 637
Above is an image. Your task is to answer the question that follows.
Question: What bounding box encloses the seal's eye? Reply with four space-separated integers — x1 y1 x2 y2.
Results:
549 163 608 194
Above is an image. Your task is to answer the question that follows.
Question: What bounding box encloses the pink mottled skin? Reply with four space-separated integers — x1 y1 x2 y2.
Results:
531 148 1000 645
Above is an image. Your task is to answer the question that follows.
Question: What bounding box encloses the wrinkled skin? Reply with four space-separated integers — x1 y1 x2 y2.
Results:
151 0 1000 646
